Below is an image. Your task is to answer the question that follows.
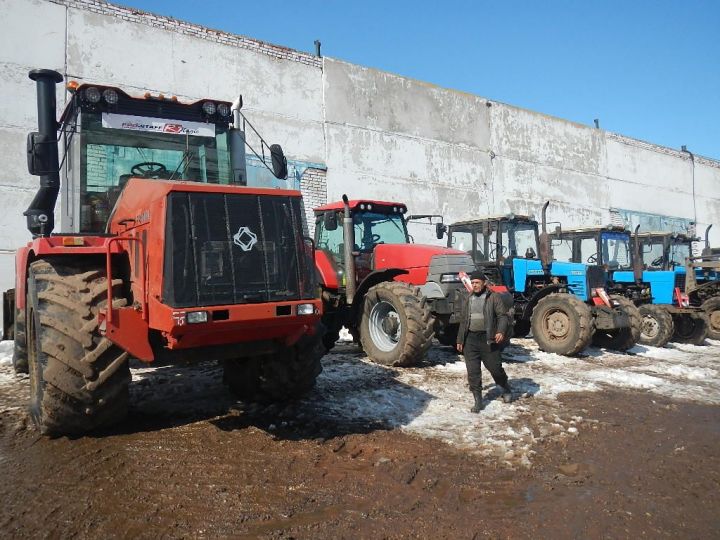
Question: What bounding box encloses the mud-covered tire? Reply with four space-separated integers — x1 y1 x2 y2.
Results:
12 306 28 373
671 312 709 345
26 259 130 436
701 297 720 340
359 281 434 367
637 304 674 347
223 324 325 401
592 295 642 351
530 293 593 356
322 329 340 351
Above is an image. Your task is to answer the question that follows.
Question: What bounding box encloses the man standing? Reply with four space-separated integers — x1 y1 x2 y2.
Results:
456 271 513 413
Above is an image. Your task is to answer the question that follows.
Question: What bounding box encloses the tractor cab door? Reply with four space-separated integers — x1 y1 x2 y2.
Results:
448 222 504 285
498 220 542 292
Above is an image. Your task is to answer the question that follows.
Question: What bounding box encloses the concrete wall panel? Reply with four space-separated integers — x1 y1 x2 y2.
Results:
0 0 66 67
491 103 605 176
324 59 490 149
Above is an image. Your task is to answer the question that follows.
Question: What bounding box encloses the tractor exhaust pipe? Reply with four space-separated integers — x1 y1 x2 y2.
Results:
632 224 643 283
342 194 357 304
25 69 63 237
703 224 713 257
538 201 551 272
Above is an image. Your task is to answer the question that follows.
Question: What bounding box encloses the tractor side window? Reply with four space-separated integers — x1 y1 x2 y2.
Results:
451 231 473 253
552 239 573 262
643 241 665 269
579 237 598 264
669 242 690 268
315 213 344 262
601 233 631 270
502 222 538 259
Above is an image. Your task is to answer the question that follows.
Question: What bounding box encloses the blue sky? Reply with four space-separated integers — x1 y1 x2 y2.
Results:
120 0 719 159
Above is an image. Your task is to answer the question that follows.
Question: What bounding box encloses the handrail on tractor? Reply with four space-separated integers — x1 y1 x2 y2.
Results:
104 236 145 325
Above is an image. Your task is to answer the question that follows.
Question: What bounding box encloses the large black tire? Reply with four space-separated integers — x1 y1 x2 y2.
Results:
12 306 28 373
530 293 593 356
701 297 720 340
591 295 642 351
671 312 709 345
26 259 130 436
223 325 325 401
322 328 340 351
637 304 674 347
359 281 434 367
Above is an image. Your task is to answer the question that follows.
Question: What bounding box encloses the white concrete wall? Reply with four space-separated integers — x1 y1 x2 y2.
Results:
1 0 719 310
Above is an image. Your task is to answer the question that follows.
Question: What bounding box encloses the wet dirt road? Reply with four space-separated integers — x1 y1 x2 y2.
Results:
1 339 719 538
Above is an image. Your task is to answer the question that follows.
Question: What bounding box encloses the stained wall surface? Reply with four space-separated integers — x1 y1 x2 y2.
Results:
1 0 718 305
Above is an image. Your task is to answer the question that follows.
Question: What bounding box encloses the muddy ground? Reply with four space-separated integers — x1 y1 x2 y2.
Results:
0 339 719 538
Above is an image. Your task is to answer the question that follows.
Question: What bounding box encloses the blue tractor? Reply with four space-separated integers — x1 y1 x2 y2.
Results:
552 226 710 346
442 203 634 355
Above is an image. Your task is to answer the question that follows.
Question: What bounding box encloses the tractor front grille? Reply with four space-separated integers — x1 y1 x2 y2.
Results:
162 192 314 308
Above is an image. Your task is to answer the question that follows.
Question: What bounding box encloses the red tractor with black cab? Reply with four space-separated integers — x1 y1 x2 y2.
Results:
314 196 478 366
3 69 324 436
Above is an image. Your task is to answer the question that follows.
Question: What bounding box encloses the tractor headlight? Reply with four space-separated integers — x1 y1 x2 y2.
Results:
102 89 118 104
84 87 101 103
440 273 461 283
297 303 315 315
187 311 209 324
202 101 216 115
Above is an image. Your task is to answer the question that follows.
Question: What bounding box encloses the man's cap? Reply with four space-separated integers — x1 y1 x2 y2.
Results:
469 270 487 281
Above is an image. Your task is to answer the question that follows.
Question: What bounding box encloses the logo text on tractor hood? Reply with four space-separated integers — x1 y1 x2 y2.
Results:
101 113 215 137
233 226 258 251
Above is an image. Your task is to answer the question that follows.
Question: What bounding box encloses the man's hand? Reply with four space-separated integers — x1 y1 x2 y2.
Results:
494 333 504 344
456 343 463 353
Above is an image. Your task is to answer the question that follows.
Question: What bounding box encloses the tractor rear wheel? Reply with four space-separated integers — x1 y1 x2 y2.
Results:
26 259 130 436
671 312 709 345
360 281 434 367
701 297 720 340
223 324 325 401
591 295 642 351
637 304 673 347
12 306 28 373
530 293 593 356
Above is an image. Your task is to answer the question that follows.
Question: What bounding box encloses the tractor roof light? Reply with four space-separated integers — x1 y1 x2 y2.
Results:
102 88 118 104
217 102 231 117
359 203 366 210
84 86 101 104
366 203 373 211
202 101 217 115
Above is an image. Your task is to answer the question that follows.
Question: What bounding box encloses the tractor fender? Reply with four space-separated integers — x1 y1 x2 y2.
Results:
418 281 446 300
521 284 565 321
349 268 409 322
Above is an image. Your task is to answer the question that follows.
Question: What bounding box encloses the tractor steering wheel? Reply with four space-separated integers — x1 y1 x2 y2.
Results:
650 256 664 267
131 162 170 179
370 234 382 243
587 253 598 264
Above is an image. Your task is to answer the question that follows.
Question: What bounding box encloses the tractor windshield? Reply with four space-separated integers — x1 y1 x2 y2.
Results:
601 232 632 270
500 221 539 260
76 111 232 232
669 240 690 268
353 211 409 251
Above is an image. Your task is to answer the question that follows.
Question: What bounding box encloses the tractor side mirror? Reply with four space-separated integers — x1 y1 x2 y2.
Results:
323 211 338 231
26 132 52 176
270 144 288 179
435 223 447 240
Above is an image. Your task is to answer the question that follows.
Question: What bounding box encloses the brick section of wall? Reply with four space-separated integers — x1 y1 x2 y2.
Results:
299 168 327 236
48 0 322 68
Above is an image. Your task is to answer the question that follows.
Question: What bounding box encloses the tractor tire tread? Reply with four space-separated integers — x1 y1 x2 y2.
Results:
531 293 593 356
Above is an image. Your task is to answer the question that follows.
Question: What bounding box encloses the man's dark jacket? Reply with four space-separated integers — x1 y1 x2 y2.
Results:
456 288 513 347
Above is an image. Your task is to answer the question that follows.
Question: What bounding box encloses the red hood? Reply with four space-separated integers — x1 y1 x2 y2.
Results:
373 243 465 270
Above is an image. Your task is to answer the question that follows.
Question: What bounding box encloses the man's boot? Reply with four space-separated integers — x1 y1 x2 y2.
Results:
470 391 484 413
501 382 513 404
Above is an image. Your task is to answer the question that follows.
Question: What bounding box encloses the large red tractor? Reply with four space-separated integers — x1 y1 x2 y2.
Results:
314 196 477 366
3 69 324 435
